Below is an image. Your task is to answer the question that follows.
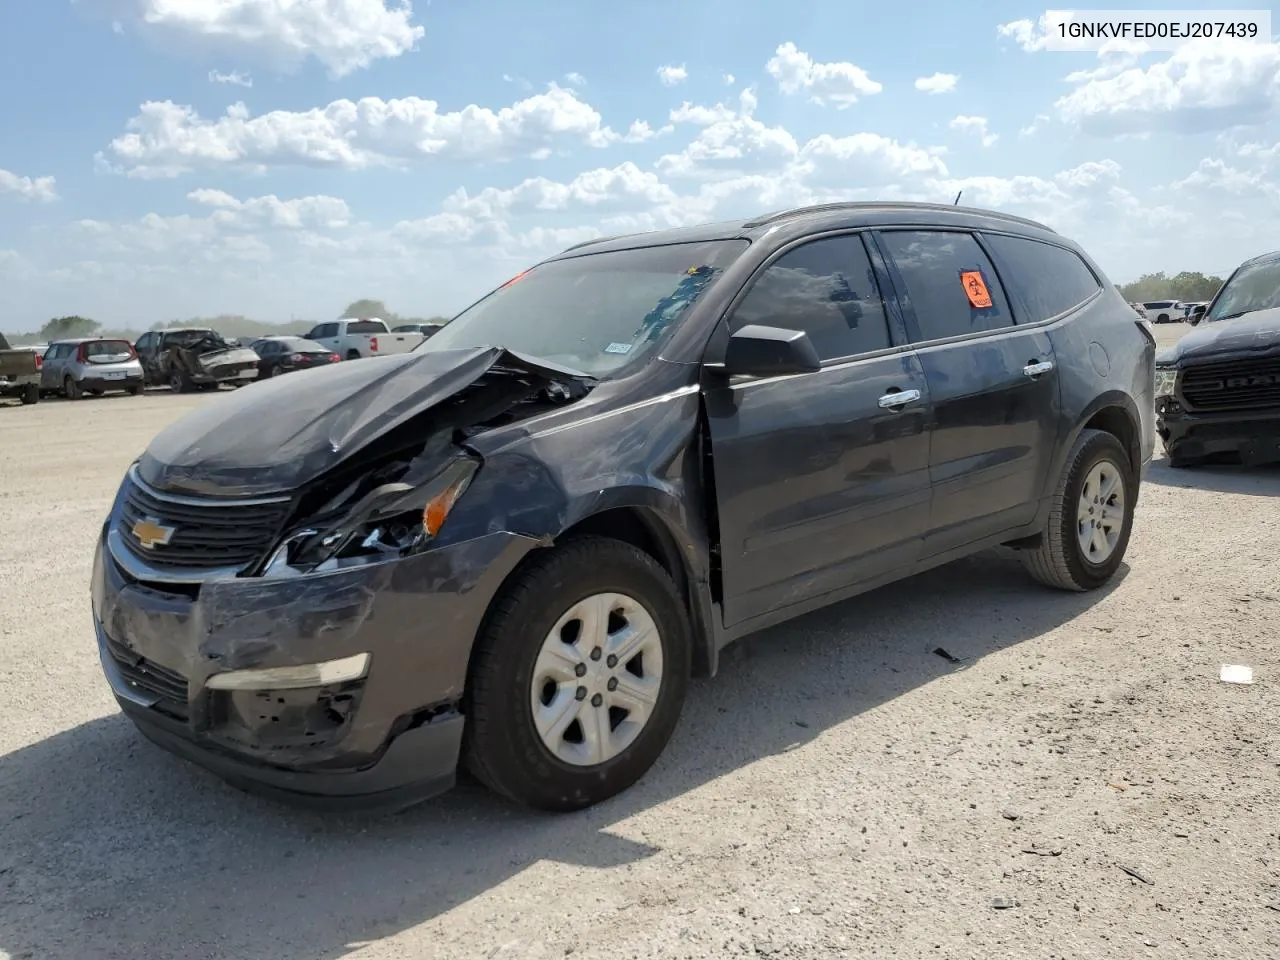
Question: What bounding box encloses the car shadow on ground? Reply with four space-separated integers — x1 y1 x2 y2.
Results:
1144 455 1280 497
0 551 1126 960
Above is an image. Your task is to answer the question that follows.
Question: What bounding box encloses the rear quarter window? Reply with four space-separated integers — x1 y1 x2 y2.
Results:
984 234 1101 323
345 320 387 334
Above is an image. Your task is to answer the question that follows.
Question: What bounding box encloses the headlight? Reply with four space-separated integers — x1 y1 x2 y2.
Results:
1154 366 1178 399
267 457 478 575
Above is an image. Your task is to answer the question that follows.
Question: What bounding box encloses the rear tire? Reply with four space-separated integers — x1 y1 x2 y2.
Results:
64 376 82 400
464 536 692 811
1021 429 1134 592
346 350 360 361
20 383 39 405
128 384 143 396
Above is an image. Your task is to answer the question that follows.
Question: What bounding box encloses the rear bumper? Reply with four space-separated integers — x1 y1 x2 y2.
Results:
81 373 144 391
1158 407 1280 464
0 373 40 393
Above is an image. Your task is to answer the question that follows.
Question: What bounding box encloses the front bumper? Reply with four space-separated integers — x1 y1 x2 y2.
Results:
1157 406 1280 464
92 525 539 810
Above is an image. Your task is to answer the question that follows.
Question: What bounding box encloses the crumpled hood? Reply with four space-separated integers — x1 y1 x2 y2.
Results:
137 346 585 498
1161 308 1280 364
196 346 260 371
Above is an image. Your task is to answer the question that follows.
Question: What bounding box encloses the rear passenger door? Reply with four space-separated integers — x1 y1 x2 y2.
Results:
873 229 1061 554
703 232 933 629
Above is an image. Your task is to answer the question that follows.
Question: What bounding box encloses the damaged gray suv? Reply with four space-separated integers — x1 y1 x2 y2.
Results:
93 202 1155 812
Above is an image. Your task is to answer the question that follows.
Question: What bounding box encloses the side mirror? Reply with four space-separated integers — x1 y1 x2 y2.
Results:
721 324 822 377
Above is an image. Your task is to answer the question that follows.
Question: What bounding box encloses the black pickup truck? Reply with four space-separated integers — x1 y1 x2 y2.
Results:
1157 250 1280 466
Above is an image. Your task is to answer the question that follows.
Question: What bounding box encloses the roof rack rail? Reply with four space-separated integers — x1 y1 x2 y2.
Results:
741 201 1057 234
559 229 654 253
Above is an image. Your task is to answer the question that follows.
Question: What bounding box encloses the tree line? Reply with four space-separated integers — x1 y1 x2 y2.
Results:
1115 271 1224 304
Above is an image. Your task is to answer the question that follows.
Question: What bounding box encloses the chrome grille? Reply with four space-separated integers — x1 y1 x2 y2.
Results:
118 470 292 570
1181 355 1280 412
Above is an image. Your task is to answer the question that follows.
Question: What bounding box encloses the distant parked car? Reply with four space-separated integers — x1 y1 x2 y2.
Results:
134 328 260 392
41 337 145 399
248 336 342 378
303 318 426 360
1142 300 1183 323
1181 300 1210 325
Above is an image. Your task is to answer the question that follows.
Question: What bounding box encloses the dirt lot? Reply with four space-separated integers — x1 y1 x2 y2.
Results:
2 323 1278 960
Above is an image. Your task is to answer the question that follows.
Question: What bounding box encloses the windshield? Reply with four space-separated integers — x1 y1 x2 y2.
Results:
83 340 134 363
1205 258 1280 322
418 239 749 376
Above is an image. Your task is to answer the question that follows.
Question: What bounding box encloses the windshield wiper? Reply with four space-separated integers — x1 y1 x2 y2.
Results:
1214 308 1269 322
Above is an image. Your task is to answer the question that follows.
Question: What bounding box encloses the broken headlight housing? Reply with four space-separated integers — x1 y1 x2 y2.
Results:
264 457 479 576
1154 364 1181 417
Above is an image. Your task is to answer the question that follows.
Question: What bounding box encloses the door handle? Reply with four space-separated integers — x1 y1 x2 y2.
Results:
878 388 922 409
1023 359 1055 377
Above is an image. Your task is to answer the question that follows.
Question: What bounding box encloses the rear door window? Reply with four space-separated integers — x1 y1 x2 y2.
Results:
878 230 1014 342
731 234 893 361
984 234 1101 323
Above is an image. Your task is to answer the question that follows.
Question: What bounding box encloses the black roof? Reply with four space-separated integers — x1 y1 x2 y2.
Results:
552 202 1060 260
1240 249 1280 267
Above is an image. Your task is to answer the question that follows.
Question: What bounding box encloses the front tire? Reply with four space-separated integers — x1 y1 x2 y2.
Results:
1021 428 1134 592
464 536 692 812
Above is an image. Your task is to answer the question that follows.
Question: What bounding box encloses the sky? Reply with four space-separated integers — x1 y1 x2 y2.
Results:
1 1 1279 331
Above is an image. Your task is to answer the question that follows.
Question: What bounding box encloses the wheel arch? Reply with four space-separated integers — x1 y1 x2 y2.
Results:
1054 391 1144 491
465 486 720 687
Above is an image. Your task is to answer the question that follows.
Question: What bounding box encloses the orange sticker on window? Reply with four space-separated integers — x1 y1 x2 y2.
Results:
961 270 993 309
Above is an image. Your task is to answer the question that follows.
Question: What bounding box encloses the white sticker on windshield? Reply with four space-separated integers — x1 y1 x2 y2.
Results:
604 342 632 354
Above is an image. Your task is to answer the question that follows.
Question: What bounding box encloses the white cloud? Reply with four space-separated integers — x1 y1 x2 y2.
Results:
1055 39 1280 136
655 88 946 186
1019 114 1050 137
765 41 882 107
100 85 635 177
0 168 58 202
186 189 352 229
85 0 424 77
949 115 998 147
208 68 253 87
723 73 735 85
996 16 1052 52
657 64 688 86
914 72 958 94
564 72 586 86
442 162 680 219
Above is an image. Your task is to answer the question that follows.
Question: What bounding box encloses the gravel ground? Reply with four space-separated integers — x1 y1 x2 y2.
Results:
2 324 1278 960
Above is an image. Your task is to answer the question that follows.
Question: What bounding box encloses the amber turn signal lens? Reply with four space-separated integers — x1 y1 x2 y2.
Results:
422 476 470 537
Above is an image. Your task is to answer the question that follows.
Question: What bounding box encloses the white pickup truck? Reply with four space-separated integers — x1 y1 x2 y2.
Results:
303 318 425 360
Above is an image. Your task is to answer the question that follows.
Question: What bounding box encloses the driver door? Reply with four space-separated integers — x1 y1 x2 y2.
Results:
702 232 933 630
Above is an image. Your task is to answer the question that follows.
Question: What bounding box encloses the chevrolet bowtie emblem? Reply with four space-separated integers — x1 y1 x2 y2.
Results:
132 517 176 549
